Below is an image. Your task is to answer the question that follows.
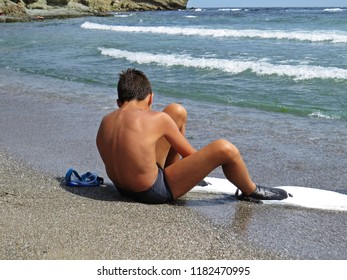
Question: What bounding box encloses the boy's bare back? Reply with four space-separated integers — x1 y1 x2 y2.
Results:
96 98 194 193
97 105 163 192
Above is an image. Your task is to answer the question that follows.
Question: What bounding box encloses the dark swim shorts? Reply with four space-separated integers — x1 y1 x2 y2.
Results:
116 168 174 204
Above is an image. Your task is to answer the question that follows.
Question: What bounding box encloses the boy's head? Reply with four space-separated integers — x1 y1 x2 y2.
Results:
117 68 152 103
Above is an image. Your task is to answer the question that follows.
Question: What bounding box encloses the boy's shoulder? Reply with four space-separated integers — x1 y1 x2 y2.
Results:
149 110 173 122
142 110 166 119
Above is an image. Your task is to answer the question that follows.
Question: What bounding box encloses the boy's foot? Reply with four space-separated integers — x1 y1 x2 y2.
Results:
197 179 210 186
236 185 292 202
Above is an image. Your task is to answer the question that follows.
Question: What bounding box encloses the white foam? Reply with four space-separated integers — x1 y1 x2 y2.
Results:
98 48 347 81
308 111 339 120
323 8 345 12
114 14 131 18
218 8 241 12
81 22 347 43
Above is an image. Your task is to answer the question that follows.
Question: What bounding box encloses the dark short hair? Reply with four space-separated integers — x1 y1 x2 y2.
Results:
117 68 152 102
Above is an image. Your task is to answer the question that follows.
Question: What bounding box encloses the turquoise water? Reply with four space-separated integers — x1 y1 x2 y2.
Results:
1 7 347 121
1 9 347 259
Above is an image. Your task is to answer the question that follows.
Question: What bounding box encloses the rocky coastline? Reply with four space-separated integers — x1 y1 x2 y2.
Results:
0 0 188 22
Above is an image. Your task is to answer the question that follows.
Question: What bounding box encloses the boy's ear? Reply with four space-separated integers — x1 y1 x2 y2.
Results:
116 99 123 108
148 93 153 107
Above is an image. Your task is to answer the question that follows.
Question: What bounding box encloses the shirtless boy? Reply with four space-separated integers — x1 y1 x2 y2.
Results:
96 68 289 204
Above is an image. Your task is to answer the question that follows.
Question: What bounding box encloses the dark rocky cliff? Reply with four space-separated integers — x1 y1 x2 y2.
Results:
0 0 189 22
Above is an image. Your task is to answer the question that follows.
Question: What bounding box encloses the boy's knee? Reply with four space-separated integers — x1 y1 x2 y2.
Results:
164 103 187 123
214 139 240 159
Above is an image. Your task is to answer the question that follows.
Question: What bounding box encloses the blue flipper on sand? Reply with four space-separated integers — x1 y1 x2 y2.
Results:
65 168 104 187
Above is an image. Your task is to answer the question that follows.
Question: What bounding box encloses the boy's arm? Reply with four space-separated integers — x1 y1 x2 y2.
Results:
160 113 196 158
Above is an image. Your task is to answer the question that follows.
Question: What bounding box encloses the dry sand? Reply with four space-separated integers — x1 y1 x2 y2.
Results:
0 149 279 259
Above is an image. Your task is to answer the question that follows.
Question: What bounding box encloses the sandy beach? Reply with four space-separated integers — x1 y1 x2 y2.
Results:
0 149 280 260
1 70 346 260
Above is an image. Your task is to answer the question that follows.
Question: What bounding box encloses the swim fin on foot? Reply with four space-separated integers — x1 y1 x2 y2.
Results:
236 185 293 202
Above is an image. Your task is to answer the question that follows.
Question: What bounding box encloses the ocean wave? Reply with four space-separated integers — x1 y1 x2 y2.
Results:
81 22 347 43
98 48 347 81
113 13 133 18
218 8 242 12
308 111 340 120
323 8 346 12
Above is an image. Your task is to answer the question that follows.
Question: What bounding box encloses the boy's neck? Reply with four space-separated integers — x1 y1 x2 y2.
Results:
118 99 151 111
117 94 153 111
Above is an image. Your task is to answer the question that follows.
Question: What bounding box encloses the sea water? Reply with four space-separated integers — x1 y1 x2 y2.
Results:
1 8 347 259
1 8 347 120
0 7 347 190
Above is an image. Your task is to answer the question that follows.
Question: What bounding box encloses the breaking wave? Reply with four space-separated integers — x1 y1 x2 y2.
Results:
98 48 347 81
323 8 346 12
82 22 347 43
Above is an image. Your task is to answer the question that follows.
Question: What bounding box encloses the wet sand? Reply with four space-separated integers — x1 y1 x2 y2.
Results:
1 81 346 260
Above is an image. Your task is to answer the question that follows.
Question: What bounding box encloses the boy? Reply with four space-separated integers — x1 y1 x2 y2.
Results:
96 68 289 204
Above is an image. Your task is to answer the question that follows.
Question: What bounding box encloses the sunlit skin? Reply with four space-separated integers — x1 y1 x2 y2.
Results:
97 92 257 200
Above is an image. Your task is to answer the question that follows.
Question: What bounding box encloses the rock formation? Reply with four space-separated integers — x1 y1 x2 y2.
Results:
0 0 188 22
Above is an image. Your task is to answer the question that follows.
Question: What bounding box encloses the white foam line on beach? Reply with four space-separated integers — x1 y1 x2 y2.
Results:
81 22 347 43
98 47 347 81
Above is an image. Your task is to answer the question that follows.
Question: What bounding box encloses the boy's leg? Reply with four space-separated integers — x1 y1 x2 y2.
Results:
156 103 187 168
164 139 257 199
157 104 289 201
